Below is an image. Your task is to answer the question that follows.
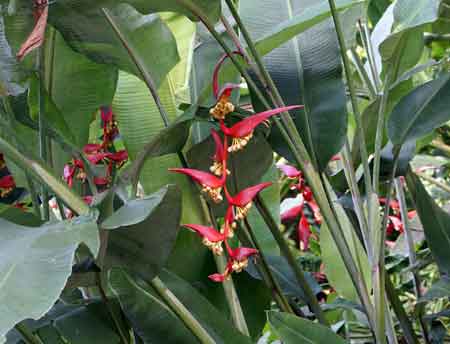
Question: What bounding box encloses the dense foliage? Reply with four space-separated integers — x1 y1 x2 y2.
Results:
0 0 449 343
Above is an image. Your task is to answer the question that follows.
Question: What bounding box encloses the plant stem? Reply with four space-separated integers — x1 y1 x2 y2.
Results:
350 48 377 100
357 20 381 92
394 178 429 343
242 218 294 314
327 0 372 197
431 139 450 156
37 45 50 221
97 272 130 344
150 277 216 344
106 7 249 330
15 323 42 344
223 0 375 323
0 137 90 215
417 172 450 193
201 200 250 336
385 276 420 344
254 197 328 325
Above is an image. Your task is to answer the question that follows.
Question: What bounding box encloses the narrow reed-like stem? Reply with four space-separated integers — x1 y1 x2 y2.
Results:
255 197 328 325
150 277 216 344
394 178 429 343
15 323 42 344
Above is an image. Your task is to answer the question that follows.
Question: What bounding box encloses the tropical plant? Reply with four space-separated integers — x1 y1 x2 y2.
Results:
0 0 449 343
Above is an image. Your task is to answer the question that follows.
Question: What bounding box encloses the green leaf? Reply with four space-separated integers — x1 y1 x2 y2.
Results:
320 187 370 301
387 73 450 147
0 6 28 96
405 172 450 276
53 303 121 344
102 185 182 280
50 3 179 88
246 255 321 301
109 268 198 344
241 0 348 170
379 0 441 79
43 29 117 147
0 215 99 338
158 269 253 344
112 71 211 284
253 0 364 56
268 311 347 343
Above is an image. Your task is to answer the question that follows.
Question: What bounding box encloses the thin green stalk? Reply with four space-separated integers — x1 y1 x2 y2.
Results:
242 218 294 314
222 0 375 324
394 178 429 343
327 0 373 197
201 200 250 335
350 48 377 99
0 137 90 215
358 20 382 92
37 46 50 221
341 141 373 263
417 172 450 193
385 276 420 344
15 323 42 344
97 273 130 344
372 70 393 193
150 277 216 344
254 197 328 325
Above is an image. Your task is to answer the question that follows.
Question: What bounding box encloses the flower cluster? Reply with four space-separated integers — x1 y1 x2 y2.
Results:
279 164 321 251
380 197 416 239
63 106 128 200
171 53 302 282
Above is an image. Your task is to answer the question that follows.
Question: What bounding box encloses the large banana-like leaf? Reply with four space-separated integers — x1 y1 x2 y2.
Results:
49 3 179 89
112 72 211 284
241 0 350 171
0 215 99 339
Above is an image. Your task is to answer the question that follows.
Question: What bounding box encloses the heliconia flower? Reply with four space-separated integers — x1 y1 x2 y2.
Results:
83 143 103 155
208 246 258 282
107 150 128 164
94 176 110 186
210 51 244 121
169 168 226 203
0 175 15 197
278 164 302 179
280 203 304 223
83 196 93 205
221 206 237 238
183 224 226 256
86 152 110 165
212 51 243 99
227 182 272 221
209 130 229 176
17 1 48 61
220 105 303 152
298 214 312 251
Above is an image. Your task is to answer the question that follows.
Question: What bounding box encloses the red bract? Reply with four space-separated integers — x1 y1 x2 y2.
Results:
86 152 109 165
83 143 103 154
209 130 229 176
17 1 48 61
183 224 226 255
281 204 304 223
169 168 225 203
208 246 258 282
107 150 128 164
227 182 272 221
220 105 303 152
298 214 312 251
94 176 110 186
212 51 243 99
0 175 15 189
278 164 302 179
